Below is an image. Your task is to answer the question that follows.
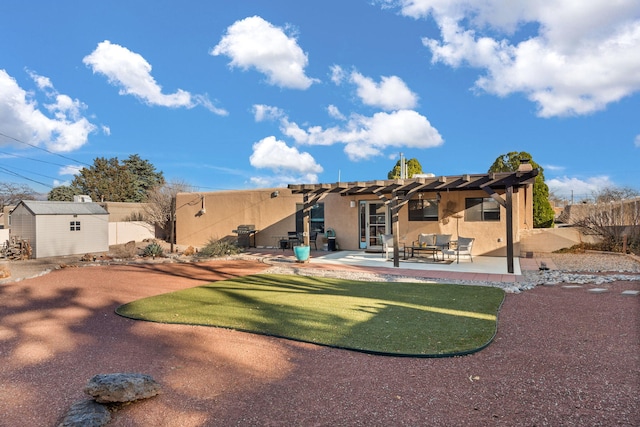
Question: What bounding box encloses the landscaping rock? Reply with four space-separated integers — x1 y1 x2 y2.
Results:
84 373 161 403
58 399 111 427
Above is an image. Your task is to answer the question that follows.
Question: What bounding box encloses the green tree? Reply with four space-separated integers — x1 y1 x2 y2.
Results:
48 185 79 201
71 157 135 202
488 151 555 228
70 155 163 203
123 154 165 202
388 158 423 179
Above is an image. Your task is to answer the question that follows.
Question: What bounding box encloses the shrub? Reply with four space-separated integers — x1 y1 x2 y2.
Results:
197 237 242 258
143 242 164 258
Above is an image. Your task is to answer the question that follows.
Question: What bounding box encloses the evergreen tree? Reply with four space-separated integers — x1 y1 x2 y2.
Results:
69 154 164 203
48 185 78 201
488 151 555 228
123 154 165 202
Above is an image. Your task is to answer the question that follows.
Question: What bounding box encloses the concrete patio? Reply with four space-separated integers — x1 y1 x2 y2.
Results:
246 248 544 284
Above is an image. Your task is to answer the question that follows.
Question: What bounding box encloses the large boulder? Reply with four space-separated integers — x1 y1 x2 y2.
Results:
58 399 111 427
84 373 161 403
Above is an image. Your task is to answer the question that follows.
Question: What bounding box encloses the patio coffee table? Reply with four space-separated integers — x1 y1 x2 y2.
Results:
407 245 446 261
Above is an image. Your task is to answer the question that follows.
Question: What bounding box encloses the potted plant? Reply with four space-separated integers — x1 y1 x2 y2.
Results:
293 244 310 262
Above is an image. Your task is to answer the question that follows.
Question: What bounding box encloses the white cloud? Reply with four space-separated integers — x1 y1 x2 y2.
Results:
330 65 346 85
59 165 82 176
211 16 318 90
547 175 615 199
84 40 227 115
635 134 640 147
0 69 97 152
249 136 323 182
327 105 346 120
543 164 565 172
350 72 418 110
390 0 640 117
253 104 285 122
282 109 443 160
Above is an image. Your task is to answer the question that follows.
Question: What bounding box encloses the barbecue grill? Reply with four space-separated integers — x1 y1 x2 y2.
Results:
232 225 257 247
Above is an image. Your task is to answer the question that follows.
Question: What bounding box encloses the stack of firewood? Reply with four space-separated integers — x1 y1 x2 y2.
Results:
3 237 32 260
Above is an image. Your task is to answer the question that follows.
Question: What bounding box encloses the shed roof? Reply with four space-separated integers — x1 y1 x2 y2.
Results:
16 200 109 216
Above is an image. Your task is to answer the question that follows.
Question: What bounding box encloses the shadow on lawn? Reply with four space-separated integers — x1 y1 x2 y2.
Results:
117 273 504 357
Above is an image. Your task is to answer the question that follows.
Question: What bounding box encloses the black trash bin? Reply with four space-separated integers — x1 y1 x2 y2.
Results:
327 236 336 251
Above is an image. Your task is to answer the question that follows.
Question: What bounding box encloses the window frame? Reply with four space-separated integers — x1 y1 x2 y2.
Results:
407 199 439 222
464 197 501 222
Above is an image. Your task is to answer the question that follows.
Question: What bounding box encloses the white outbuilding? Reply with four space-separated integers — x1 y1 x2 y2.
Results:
10 200 109 259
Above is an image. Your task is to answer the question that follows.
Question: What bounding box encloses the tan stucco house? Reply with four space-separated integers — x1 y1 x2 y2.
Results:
175 165 537 271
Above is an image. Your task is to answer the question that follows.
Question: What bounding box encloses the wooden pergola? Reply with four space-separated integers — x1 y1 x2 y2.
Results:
289 166 538 273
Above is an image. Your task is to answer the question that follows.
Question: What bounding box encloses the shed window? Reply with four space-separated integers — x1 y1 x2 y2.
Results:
408 199 439 221
70 221 81 231
465 198 500 221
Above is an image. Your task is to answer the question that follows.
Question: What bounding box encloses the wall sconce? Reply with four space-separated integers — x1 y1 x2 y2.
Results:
271 190 279 198
436 192 442 202
197 196 206 216
350 200 356 208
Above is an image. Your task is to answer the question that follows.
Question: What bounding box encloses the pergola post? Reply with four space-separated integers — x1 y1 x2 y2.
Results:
505 186 514 274
391 189 401 268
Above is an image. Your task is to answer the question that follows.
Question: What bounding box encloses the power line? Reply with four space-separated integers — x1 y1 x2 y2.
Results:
0 131 91 167
0 166 53 188
0 149 71 168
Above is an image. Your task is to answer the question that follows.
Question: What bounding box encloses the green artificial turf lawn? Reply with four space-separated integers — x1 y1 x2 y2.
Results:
116 274 505 356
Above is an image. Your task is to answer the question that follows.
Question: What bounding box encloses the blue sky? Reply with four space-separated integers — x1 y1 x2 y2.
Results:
1 0 639 201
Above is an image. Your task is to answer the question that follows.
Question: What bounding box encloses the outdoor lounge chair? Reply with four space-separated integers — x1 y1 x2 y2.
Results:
443 237 475 262
380 233 404 259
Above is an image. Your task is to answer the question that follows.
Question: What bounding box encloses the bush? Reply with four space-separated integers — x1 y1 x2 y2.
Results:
143 242 164 258
197 237 243 258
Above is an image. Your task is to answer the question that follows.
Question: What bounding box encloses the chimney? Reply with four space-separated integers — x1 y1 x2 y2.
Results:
517 158 533 172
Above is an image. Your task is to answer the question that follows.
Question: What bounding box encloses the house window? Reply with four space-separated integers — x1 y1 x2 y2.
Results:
408 199 439 221
70 221 81 231
296 203 325 233
465 198 500 221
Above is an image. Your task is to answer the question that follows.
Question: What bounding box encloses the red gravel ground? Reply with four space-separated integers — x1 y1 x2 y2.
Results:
0 259 638 426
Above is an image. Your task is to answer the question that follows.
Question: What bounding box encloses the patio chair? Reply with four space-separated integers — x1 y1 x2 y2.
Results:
309 231 319 250
287 231 300 248
414 233 435 248
443 237 475 262
380 234 404 260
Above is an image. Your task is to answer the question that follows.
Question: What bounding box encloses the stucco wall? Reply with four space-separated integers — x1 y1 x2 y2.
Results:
176 189 303 248
100 202 149 222
519 227 602 253
176 184 533 256
109 221 156 245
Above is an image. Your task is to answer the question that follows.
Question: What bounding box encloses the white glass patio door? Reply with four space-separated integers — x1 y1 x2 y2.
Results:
359 201 388 250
